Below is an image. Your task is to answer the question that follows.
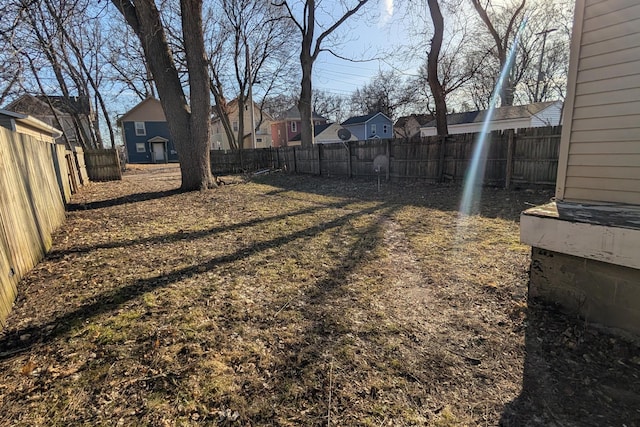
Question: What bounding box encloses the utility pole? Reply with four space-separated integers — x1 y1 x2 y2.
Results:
534 28 557 102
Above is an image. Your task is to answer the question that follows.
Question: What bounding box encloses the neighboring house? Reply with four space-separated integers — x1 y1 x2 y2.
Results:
4 94 94 147
419 101 563 137
341 112 393 141
117 98 178 164
271 107 329 147
288 123 330 144
394 114 434 141
314 123 359 144
0 109 63 143
288 123 359 145
210 99 274 150
520 0 640 335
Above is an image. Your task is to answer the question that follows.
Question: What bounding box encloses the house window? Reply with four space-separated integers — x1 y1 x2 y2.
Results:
233 121 238 131
134 122 146 136
371 124 377 134
383 124 388 134
291 121 297 133
257 138 263 143
136 142 145 152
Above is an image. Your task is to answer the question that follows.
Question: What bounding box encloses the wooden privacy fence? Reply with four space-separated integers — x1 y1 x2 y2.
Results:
211 148 274 175
84 149 122 181
0 128 67 327
210 126 561 187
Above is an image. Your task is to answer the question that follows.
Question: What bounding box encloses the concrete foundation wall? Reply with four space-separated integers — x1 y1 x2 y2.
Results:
530 247 640 335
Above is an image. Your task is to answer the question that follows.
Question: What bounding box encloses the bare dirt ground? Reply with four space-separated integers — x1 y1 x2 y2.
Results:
1 164 639 426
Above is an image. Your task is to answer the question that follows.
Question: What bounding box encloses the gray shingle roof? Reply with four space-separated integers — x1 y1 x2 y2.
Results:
423 101 559 127
289 123 332 141
341 113 378 126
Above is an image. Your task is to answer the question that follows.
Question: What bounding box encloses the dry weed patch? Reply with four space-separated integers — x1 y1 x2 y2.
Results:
1 166 638 426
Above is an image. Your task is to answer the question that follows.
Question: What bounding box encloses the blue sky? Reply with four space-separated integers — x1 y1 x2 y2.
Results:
311 0 423 96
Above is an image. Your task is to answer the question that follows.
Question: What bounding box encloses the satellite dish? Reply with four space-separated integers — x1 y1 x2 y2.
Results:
373 154 389 173
337 128 352 141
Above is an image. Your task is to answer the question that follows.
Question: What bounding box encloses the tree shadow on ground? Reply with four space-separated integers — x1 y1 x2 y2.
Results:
0 201 390 361
66 189 182 211
254 174 553 223
47 198 355 260
248 204 399 423
501 299 640 426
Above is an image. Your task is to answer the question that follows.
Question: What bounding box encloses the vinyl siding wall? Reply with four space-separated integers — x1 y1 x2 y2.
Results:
557 0 640 204
530 102 563 127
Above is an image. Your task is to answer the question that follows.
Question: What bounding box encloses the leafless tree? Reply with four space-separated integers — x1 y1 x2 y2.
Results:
469 0 526 106
350 70 415 121
275 0 371 146
517 0 573 103
261 92 299 120
425 0 448 135
205 0 296 150
0 0 125 148
312 89 347 123
102 20 157 101
112 0 217 190
464 0 572 107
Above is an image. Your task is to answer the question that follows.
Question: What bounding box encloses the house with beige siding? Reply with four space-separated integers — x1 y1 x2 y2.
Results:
210 99 274 150
520 0 640 334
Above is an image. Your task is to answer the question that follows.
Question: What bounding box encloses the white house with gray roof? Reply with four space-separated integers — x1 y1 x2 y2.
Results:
420 101 563 136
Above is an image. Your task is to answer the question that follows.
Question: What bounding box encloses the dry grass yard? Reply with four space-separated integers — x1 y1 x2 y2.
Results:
1 164 639 426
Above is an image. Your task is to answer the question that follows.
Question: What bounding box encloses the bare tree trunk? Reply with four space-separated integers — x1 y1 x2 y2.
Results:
45 0 116 148
277 0 369 147
298 38 315 147
237 93 246 149
112 0 216 190
426 0 448 136
180 0 214 189
470 0 525 106
208 65 238 150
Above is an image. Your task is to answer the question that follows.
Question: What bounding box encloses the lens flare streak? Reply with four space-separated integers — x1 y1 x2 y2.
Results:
458 17 528 219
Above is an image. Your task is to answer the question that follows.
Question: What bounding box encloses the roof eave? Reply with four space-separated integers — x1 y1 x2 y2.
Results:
0 109 63 138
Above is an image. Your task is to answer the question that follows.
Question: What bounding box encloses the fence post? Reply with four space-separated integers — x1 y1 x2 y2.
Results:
385 139 390 181
505 129 515 189
437 136 446 182
346 141 352 178
292 146 297 173
317 143 322 176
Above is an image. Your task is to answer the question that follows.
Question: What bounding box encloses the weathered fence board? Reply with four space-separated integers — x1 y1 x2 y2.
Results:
207 126 561 187
319 143 350 176
0 128 66 327
84 149 122 181
74 147 89 185
512 126 561 186
210 148 274 174
52 143 72 203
